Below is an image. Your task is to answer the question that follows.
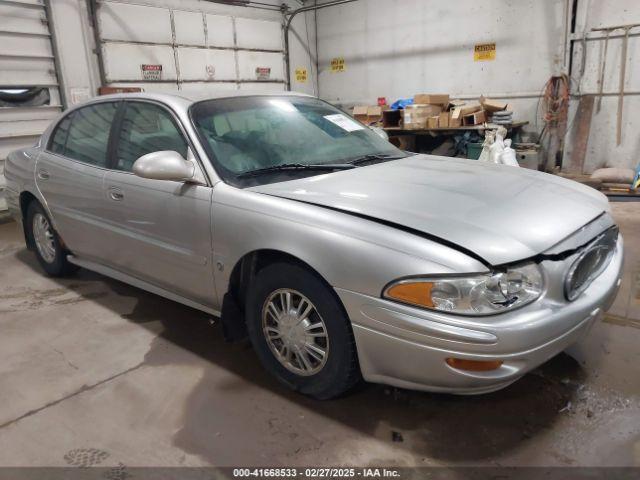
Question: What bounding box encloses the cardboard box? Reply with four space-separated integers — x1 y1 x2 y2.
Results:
449 107 463 127
448 99 466 109
463 110 486 126
353 106 369 123
402 109 425 129
459 103 483 116
438 111 449 128
414 94 450 106
367 106 384 123
352 105 385 125
411 104 442 116
402 104 442 129
382 109 402 128
480 96 507 112
427 116 439 129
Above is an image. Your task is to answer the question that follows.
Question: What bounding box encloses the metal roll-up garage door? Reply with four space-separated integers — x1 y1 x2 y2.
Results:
0 0 62 211
95 0 286 92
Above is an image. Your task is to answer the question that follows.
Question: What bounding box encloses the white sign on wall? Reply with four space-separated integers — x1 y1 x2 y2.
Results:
255 67 271 80
141 64 163 80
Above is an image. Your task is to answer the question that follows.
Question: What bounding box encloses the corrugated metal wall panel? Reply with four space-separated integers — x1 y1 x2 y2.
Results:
0 0 62 212
0 2 50 35
0 118 52 137
0 32 53 58
0 105 59 122
0 57 57 86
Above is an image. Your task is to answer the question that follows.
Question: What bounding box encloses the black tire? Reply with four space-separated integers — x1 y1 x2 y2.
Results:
26 201 78 277
246 262 361 400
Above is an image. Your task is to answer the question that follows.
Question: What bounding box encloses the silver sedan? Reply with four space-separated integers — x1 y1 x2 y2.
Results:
4 91 623 399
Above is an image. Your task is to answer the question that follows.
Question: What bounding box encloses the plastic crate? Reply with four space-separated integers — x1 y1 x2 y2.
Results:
466 142 483 160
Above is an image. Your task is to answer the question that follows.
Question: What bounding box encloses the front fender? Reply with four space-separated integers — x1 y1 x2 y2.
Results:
211 183 486 304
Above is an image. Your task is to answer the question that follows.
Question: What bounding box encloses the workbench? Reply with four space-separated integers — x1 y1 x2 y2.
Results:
383 121 530 156
383 121 529 136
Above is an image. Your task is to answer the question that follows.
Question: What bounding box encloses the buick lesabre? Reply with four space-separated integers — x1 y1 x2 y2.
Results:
4 92 623 399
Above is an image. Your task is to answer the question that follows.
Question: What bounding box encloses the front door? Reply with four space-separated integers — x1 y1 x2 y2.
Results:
102 100 216 308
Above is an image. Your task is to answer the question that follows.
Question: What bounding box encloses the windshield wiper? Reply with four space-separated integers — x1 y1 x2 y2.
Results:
348 153 410 166
237 163 356 179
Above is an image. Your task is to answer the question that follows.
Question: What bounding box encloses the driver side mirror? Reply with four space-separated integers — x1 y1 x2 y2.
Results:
132 150 199 183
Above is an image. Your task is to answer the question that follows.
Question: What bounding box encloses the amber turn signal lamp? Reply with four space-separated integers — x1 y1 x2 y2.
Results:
445 358 503 372
385 282 434 308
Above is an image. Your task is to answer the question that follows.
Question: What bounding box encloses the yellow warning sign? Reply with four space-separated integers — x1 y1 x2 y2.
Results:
474 43 496 61
295 67 308 83
330 57 346 73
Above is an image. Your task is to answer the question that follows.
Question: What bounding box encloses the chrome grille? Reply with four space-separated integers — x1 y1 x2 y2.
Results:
564 227 618 301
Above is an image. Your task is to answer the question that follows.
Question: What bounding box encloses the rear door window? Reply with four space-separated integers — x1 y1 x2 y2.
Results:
49 102 118 167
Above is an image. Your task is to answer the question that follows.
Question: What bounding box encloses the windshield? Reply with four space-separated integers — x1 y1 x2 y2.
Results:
190 95 404 185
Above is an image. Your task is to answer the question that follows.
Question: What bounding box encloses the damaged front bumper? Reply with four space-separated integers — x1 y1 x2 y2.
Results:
337 234 624 394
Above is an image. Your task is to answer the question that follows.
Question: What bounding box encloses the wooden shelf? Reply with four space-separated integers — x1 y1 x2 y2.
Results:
384 121 529 134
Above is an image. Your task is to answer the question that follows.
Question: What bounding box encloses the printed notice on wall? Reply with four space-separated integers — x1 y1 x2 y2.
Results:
141 64 162 80
324 114 364 132
474 43 496 61
69 87 91 105
295 67 308 83
255 67 271 80
330 57 346 73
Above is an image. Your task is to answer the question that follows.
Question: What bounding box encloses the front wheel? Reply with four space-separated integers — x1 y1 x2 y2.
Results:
26 201 78 277
245 262 361 399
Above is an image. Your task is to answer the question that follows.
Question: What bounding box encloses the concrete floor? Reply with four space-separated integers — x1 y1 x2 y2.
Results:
0 203 639 468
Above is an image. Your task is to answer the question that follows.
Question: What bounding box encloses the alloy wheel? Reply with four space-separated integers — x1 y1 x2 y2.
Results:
32 212 56 263
261 288 329 376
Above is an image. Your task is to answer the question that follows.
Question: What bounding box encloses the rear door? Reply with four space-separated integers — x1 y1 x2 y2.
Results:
36 101 119 262
102 100 217 307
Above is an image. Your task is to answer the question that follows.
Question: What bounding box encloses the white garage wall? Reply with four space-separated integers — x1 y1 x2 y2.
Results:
287 8 319 96
564 0 640 172
315 0 640 172
314 0 566 115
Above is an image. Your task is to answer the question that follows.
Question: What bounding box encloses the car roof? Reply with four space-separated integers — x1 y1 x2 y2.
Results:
86 89 314 110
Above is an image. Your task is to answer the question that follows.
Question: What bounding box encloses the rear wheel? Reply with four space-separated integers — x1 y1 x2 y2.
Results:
26 201 78 277
246 262 361 399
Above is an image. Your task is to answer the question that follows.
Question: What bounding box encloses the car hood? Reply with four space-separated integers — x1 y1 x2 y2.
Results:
248 155 609 265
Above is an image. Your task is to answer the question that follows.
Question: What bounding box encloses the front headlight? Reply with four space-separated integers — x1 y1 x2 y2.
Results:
383 263 543 316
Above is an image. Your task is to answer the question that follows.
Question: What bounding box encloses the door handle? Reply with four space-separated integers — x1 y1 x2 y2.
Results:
108 187 124 201
37 169 50 180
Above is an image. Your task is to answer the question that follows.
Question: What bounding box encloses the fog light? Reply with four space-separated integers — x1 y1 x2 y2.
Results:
445 358 503 372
